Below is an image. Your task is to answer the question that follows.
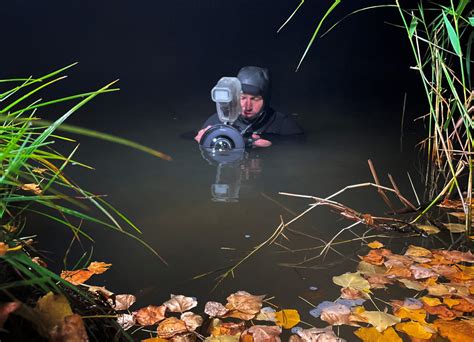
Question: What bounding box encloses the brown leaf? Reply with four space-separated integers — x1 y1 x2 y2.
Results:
432 250 474 263
360 249 385 266
180 312 203 331
404 245 432 258
430 265 459 278
164 295 198 313
135 305 167 326
397 279 426 291
320 303 352 326
224 291 264 320
87 286 114 299
60 269 94 285
365 274 394 289
241 325 281 342
294 326 346 341
443 223 466 233
170 332 197 342
451 297 474 313
21 183 42 195
157 317 188 339
409 265 438 279
204 301 228 318
357 261 387 275
385 266 412 279
31 257 48 268
384 254 413 268
0 302 21 329
340 287 369 300
87 261 112 274
422 303 459 320
111 294 136 311
49 314 88 342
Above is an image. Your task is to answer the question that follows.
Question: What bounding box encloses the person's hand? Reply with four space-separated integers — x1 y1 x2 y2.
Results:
194 125 211 143
251 134 272 147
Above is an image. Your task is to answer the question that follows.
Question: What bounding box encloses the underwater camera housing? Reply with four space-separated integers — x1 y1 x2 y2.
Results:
200 77 246 151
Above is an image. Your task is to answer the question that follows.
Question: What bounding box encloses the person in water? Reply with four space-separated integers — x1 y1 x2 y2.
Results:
194 66 303 147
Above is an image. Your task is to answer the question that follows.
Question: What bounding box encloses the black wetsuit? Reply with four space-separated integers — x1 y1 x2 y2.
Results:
201 108 303 136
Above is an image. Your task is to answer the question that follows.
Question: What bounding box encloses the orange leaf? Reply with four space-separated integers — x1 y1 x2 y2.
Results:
135 305 166 326
404 245 432 258
443 297 460 308
361 250 386 266
156 317 188 339
60 269 94 285
0 243 7 256
434 319 474 342
87 261 112 274
368 241 384 249
451 297 474 313
210 321 245 337
423 303 458 320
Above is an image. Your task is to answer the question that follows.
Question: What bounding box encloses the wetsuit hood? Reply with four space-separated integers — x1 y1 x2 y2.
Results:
237 66 271 104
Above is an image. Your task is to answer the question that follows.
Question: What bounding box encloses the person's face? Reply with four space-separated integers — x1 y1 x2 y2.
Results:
240 93 264 119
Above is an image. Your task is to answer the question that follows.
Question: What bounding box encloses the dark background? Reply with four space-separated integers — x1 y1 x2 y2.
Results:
2 0 424 132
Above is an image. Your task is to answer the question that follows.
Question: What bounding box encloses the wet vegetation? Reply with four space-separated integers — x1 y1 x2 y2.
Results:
0 1 473 341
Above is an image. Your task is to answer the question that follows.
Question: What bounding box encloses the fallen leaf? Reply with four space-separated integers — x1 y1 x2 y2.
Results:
398 279 426 291
181 312 203 331
426 283 451 297
332 272 370 292
430 265 459 278
34 292 74 337
32 167 48 174
210 320 245 337
109 294 136 311
354 326 402 341
368 241 384 249
393 307 427 324
21 183 42 194
157 317 189 339
204 301 228 318
443 223 466 233
357 261 387 275
88 286 114 299
443 297 460 308
420 297 442 307
142 338 169 342
49 314 88 342
87 261 112 274
384 266 412 279
224 291 264 320
204 336 240 342
361 250 386 266
451 297 474 313
275 309 300 329
404 245 432 258
434 319 474 341
255 307 276 322
384 254 413 268
340 287 369 300
433 250 474 263
360 311 401 332
415 224 440 235
135 305 167 326
117 313 135 331
295 326 346 342
164 295 198 313
410 265 438 279
241 325 281 342
395 321 435 339
423 303 458 320
320 303 352 326
365 274 394 289
60 269 94 285
0 302 21 329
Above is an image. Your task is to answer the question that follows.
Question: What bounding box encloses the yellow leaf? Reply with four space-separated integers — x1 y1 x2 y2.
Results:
443 297 460 308
395 321 434 339
34 292 73 337
420 296 442 306
142 339 169 342
404 245 432 258
274 309 300 329
394 307 426 323
360 311 401 332
444 223 466 233
416 224 440 235
354 326 402 342
332 272 371 292
368 241 384 249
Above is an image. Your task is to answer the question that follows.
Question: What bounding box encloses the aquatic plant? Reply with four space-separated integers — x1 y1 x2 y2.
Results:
280 0 473 233
0 64 169 339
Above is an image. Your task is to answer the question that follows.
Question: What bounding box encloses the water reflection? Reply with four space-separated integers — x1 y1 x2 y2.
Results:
200 147 264 203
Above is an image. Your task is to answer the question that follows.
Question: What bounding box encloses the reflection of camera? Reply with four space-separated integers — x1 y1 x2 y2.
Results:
200 77 249 151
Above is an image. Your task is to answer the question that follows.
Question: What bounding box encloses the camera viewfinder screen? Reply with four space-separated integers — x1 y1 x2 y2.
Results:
212 88 231 102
